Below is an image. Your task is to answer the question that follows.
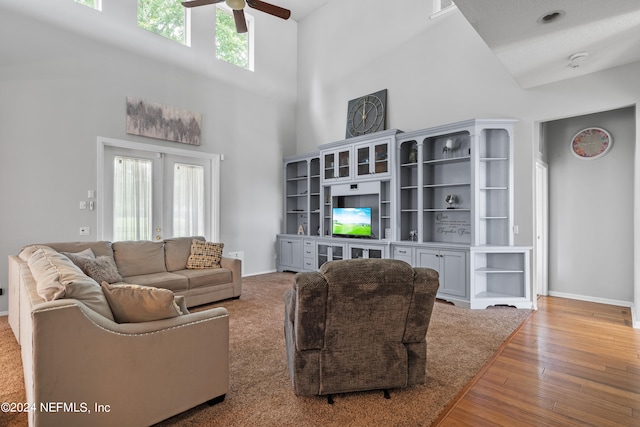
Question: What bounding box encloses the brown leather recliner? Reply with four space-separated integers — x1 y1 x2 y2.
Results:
284 258 440 402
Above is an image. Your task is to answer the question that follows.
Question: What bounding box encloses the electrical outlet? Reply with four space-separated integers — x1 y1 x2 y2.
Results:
80 227 91 236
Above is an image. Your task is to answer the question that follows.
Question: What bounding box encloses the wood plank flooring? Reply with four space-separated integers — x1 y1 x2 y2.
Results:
435 296 640 426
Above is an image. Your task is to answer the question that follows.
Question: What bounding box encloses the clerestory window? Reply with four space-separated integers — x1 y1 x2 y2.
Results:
431 0 457 18
75 0 101 10
216 5 254 71
138 0 189 45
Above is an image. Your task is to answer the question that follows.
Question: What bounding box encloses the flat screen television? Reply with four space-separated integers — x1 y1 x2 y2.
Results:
332 207 372 238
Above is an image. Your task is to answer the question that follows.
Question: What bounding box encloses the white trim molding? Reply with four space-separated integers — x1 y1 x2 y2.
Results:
549 291 637 328
97 136 221 242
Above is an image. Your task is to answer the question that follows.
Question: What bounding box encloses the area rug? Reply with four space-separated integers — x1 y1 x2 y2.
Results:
0 272 530 427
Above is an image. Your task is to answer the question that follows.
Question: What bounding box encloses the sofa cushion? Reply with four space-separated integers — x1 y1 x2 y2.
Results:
64 251 124 284
187 240 224 269
101 282 182 323
164 236 205 272
173 268 233 289
112 240 167 277
44 241 115 259
18 244 55 261
27 248 115 321
122 272 189 292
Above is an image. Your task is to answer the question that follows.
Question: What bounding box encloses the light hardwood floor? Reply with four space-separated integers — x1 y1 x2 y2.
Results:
435 296 640 426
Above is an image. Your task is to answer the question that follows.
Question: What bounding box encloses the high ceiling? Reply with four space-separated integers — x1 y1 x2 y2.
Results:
453 0 640 88
275 0 331 22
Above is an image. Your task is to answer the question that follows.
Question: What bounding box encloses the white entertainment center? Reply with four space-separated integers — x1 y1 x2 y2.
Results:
277 119 532 309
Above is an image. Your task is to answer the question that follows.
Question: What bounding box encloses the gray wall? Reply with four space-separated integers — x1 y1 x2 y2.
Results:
545 108 635 303
2 0 640 318
0 3 298 312
296 0 640 318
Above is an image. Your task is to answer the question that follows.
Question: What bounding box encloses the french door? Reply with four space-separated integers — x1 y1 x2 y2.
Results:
98 137 220 242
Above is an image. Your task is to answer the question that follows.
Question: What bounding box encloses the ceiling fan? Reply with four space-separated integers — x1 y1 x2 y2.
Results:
182 0 291 34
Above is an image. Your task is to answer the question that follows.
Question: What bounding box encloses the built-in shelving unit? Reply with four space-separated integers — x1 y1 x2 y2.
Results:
277 120 532 310
283 153 320 236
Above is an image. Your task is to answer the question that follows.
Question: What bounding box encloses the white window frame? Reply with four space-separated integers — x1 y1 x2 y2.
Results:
137 0 191 46
431 0 457 19
75 0 102 11
216 3 255 71
97 137 221 242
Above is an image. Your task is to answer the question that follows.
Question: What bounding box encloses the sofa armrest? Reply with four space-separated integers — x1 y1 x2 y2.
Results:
29 299 229 426
290 272 327 351
220 256 242 297
403 267 440 343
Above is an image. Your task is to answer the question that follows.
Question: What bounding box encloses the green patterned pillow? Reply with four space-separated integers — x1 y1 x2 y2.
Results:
187 240 224 269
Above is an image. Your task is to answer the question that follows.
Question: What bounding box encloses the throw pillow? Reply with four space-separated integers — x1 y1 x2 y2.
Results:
65 252 124 284
187 240 224 269
101 282 183 323
27 248 115 321
62 248 95 259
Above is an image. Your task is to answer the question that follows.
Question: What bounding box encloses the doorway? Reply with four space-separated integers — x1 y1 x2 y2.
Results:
538 107 635 305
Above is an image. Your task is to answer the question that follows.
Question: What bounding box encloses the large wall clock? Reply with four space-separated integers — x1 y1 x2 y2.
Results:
345 89 387 138
571 127 612 159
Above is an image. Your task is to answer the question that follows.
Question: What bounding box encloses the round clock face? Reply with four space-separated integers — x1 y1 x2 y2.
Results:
347 95 385 137
571 127 612 159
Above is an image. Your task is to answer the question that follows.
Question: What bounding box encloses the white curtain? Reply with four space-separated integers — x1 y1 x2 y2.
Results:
113 156 152 241
173 163 204 237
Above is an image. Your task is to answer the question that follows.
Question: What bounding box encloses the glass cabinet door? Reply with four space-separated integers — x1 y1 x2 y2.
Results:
368 248 383 258
374 143 388 174
338 150 350 178
324 153 335 180
356 142 389 177
357 146 370 176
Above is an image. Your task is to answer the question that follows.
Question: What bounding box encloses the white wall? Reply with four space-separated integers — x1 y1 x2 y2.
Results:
0 2 298 312
296 0 640 314
545 108 635 303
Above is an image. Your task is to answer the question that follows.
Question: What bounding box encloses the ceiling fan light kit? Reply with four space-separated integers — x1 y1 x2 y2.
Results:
226 0 246 10
182 0 291 33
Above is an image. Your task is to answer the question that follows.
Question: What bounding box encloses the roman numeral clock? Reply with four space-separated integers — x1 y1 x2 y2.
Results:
345 89 387 138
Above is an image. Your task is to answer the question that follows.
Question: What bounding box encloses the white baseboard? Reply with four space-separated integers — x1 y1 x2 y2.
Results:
243 269 278 277
548 291 638 329
0 310 8 317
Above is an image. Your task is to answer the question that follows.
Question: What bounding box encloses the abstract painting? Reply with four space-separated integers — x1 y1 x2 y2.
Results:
126 97 201 146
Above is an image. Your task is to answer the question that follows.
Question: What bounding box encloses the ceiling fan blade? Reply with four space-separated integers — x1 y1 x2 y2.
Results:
246 0 291 20
181 0 224 8
233 9 249 33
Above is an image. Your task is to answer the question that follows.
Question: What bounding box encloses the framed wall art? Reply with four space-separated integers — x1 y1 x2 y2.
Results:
126 97 201 146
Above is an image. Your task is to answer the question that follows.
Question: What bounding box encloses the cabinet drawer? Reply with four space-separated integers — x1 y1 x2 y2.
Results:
303 259 315 270
393 246 413 265
303 240 316 258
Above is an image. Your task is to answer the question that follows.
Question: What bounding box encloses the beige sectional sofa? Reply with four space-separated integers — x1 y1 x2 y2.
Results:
8 236 240 426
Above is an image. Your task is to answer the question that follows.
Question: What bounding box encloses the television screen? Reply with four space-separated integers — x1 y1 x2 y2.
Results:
332 207 372 237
